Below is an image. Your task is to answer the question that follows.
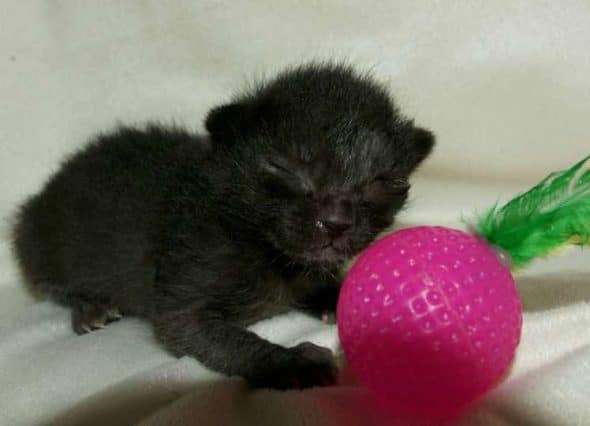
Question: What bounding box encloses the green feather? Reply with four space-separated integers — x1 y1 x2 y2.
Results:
475 155 590 270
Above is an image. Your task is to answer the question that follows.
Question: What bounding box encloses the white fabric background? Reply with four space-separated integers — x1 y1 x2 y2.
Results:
1 1 589 425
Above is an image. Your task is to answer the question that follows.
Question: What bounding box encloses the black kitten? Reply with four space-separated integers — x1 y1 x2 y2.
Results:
12 63 434 389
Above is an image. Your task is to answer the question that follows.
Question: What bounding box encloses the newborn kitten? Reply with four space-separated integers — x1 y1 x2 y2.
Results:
12 63 434 389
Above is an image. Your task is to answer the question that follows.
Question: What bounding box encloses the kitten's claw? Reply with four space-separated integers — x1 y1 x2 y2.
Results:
72 302 123 335
89 315 107 329
106 308 123 320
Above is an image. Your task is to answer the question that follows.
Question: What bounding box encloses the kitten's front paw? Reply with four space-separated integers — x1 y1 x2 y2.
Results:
72 302 123 334
250 342 337 390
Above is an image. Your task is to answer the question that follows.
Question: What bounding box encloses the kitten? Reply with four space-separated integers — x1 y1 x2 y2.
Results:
12 63 434 389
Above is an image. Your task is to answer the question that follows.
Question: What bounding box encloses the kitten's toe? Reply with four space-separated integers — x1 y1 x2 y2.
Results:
290 342 337 387
249 342 337 390
289 342 338 389
292 342 334 363
90 314 108 329
77 322 92 334
72 314 94 335
106 307 123 321
71 302 122 335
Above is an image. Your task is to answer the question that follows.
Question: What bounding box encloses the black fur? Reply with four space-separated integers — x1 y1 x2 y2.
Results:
11 63 434 389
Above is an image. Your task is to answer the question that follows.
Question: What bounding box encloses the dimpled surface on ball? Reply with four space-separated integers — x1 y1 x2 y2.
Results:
337 226 522 418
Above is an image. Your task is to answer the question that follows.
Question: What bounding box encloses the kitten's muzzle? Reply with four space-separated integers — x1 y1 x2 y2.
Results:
315 218 351 239
315 196 354 240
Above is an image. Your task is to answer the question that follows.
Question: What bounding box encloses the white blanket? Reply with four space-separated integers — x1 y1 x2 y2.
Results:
1 1 589 425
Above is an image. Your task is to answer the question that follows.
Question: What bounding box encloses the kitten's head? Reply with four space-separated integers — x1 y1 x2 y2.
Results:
206 63 434 267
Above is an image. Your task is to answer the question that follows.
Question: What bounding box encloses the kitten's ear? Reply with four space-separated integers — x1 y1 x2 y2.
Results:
205 102 251 143
407 126 435 171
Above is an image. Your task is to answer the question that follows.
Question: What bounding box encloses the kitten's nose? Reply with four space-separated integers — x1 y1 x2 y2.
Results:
317 198 353 239
322 218 351 238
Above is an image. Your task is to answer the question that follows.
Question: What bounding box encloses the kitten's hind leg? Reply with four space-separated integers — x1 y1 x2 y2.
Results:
71 298 123 334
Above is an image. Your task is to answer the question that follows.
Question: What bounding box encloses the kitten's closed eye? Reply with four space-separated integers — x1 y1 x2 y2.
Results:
261 160 313 198
371 175 410 194
365 175 410 205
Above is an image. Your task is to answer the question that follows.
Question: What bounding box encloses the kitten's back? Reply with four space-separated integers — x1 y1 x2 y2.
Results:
12 125 208 312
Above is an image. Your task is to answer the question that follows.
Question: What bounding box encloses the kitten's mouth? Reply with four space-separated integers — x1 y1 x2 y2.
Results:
305 241 350 265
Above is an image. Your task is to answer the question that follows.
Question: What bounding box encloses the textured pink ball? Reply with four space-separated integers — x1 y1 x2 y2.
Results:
337 226 522 418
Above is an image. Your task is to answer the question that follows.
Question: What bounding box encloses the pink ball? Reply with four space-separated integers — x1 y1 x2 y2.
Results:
337 226 522 418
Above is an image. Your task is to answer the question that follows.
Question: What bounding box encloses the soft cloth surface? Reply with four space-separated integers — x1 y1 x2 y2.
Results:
1 1 589 425
1 178 589 426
